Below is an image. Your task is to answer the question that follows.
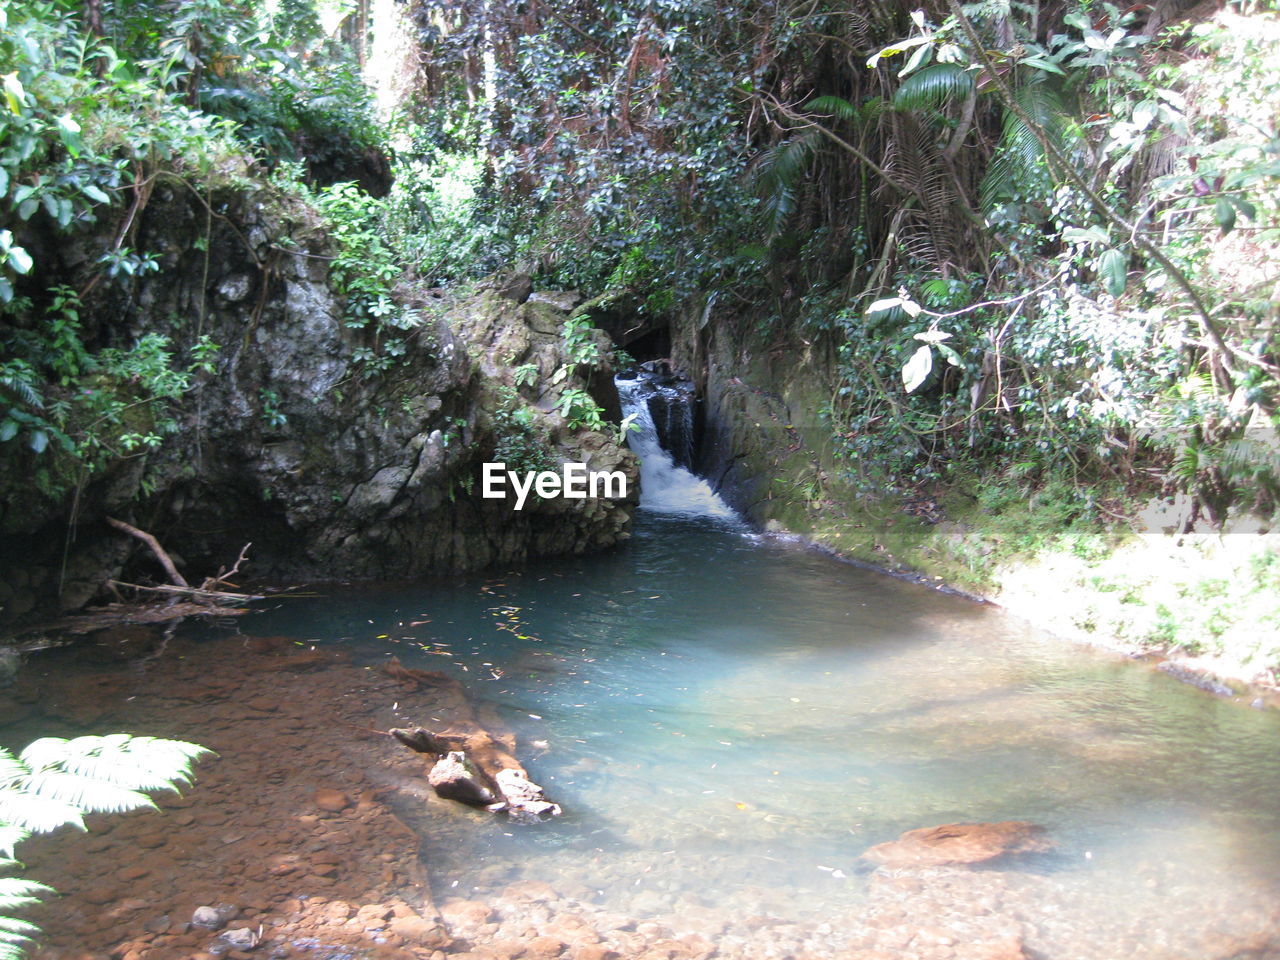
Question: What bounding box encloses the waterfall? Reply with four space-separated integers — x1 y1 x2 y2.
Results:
615 369 736 519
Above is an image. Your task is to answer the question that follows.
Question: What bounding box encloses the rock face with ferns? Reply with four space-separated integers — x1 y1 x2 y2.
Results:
0 181 636 620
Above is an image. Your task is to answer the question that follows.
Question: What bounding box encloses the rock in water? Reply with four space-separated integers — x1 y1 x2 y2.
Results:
495 768 562 820
428 751 500 807
860 821 1050 868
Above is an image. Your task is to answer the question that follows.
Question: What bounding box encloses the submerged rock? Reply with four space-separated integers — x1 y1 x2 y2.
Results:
860 821 1050 868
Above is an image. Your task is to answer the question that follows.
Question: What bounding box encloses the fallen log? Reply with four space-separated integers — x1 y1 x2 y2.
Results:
384 659 560 820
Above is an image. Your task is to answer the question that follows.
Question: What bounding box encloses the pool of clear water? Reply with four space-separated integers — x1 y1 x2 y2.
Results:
242 509 1280 958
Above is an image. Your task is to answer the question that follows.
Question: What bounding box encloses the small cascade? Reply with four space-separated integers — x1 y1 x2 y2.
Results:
615 365 735 519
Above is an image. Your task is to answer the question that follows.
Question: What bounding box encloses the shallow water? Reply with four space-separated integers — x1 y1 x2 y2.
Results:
241 509 1280 958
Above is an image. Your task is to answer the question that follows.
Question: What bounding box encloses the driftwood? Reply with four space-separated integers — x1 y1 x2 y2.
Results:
383 659 559 820
106 516 189 587
106 580 263 603
104 517 260 606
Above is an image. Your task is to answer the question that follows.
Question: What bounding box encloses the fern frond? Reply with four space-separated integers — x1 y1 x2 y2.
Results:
893 63 974 112
16 773 156 818
0 752 27 788
0 873 52 912
0 915 41 936
0 828 29 861
0 376 42 411
19 736 211 795
0 789 85 835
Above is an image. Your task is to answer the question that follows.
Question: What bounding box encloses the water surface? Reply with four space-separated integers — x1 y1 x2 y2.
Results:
244 509 1280 958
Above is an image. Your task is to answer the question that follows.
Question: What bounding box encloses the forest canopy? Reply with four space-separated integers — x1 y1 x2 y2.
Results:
0 0 1277 527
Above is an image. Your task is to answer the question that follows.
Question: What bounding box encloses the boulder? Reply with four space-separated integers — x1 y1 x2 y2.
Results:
860 821 1050 868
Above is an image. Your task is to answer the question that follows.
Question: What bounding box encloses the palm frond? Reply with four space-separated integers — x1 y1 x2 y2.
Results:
893 63 974 113
980 79 1078 213
753 132 820 236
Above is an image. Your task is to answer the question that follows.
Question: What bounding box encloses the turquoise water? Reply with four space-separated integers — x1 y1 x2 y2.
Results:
243 510 1280 956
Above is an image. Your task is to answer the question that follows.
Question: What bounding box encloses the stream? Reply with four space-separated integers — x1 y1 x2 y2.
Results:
233 371 1280 959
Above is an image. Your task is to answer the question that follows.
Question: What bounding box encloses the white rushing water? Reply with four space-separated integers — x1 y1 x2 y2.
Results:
615 374 737 519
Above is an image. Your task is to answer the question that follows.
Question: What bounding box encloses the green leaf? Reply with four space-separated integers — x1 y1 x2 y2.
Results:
1131 100 1158 131
1 73 24 116
1214 196 1236 233
0 421 17 443
867 36 932 69
6 244 31 275
936 343 965 368
28 430 47 454
1018 56 1066 76
866 297 903 314
55 115 82 158
81 184 110 204
1097 247 1128 297
0 167 7 196
893 63 973 111
899 42 931 78
1228 193 1255 222
902 344 934 393
913 329 953 344
1062 225 1110 247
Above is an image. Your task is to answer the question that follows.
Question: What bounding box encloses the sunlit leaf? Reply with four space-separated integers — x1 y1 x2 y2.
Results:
902 345 933 393
1097 247 1128 297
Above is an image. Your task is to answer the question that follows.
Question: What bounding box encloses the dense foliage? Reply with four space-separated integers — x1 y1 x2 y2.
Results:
399 0 1279 525
0 0 388 510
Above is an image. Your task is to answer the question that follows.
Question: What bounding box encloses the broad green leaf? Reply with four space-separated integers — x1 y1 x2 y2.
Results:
913 329 953 344
936 343 965 368
28 430 48 455
1019 56 1066 76
1097 248 1128 297
866 297 902 314
0 421 18 443
81 184 110 204
1 74 23 116
1062 225 1110 246
0 167 7 196
1131 100 1158 131
902 344 933 393
866 36 931 69
1215 196 1236 233
1228 193 1255 221
6 245 32 275
55 115 82 158
899 42 931 77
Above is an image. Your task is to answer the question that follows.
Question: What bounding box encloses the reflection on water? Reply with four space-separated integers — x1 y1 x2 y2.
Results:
247 513 1280 958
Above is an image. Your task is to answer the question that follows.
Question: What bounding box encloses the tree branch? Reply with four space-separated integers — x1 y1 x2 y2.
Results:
105 517 189 588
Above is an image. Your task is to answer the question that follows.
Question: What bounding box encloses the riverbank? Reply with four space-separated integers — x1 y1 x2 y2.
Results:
749 482 1280 706
667 315 1279 701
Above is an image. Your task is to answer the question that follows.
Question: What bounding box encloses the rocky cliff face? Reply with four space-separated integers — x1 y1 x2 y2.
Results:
0 183 636 622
